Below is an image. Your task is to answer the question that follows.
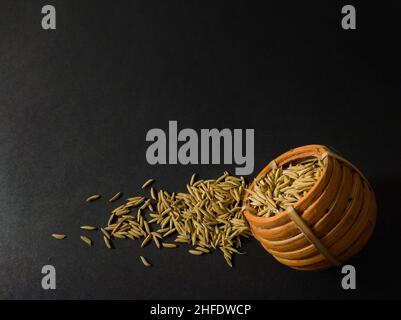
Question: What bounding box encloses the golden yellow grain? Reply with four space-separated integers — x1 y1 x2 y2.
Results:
139 199 151 211
141 234 152 248
101 228 110 240
113 233 126 239
107 214 115 226
190 173 197 186
103 236 112 249
51 234 66 240
109 192 122 203
80 236 93 246
188 249 203 256
86 194 101 202
142 179 155 189
195 247 210 253
148 217 158 224
80 225 97 231
224 256 233 267
143 220 151 234
151 232 163 239
111 216 129 235
115 209 130 217
152 234 161 248
162 243 177 249
150 187 157 200
140 256 151 267
163 228 176 238
156 227 170 234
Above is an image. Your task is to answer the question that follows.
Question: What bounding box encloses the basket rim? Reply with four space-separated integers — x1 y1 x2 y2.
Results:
242 144 330 224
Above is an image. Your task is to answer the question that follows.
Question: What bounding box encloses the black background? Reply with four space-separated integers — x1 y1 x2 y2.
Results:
0 1 400 299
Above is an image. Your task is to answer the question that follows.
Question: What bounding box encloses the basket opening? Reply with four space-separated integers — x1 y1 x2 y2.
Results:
282 155 321 168
247 155 325 218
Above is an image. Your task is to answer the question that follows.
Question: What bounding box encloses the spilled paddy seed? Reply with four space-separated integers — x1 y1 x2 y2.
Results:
142 179 155 189
53 171 254 268
140 256 151 267
86 194 101 202
80 236 93 246
51 234 66 240
109 192 122 203
80 225 97 231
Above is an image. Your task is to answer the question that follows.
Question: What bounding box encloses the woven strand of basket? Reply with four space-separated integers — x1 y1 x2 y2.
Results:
286 206 341 266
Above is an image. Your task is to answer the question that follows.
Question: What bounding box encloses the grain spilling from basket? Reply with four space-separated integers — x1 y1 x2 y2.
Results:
72 172 252 267
52 145 377 271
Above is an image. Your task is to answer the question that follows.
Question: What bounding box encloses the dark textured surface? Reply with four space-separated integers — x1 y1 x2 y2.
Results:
0 1 400 299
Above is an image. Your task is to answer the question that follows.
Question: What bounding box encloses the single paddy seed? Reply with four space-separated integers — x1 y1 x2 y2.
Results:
140 256 151 267
80 236 93 246
103 236 112 249
162 243 177 249
141 234 152 248
109 192 122 203
188 249 203 256
142 179 155 189
51 234 66 240
80 225 97 231
86 194 101 202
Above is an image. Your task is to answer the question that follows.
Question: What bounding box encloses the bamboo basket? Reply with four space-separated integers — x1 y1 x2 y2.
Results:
242 145 377 271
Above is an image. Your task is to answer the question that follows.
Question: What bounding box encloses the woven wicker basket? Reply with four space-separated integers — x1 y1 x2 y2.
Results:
243 145 377 271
